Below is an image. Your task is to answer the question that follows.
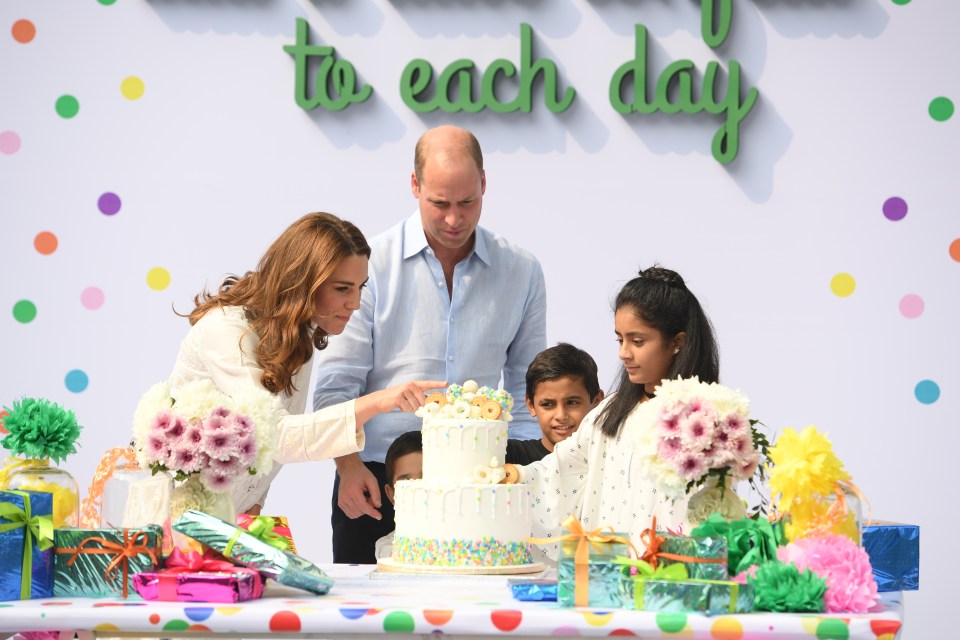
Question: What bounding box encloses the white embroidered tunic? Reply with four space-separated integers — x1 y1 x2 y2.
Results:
517 394 689 562
167 306 364 512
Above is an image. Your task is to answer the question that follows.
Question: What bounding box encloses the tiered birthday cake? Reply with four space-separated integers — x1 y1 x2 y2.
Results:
379 381 541 574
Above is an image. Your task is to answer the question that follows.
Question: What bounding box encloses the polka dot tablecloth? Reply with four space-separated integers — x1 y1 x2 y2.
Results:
0 565 903 639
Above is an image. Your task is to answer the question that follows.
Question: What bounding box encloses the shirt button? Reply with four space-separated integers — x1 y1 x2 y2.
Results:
449 317 454 324
437 282 444 287
448 356 454 362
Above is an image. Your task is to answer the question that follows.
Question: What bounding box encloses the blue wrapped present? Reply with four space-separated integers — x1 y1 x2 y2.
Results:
0 490 54 600
863 522 919 591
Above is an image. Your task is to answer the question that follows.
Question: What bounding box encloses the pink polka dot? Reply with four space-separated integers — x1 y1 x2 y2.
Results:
899 294 924 319
81 286 105 310
0 131 21 155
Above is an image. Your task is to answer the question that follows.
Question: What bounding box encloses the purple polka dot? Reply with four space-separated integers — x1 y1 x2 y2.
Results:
899 294 924 319
98 192 121 216
883 197 907 221
81 286 105 310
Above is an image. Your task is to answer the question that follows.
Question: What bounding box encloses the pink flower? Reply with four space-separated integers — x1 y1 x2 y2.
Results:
733 452 761 480
200 467 235 493
680 412 716 451
211 407 231 418
722 413 750 438
169 444 203 473
657 408 681 437
183 426 203 446
201 429 240 461
724 435 752 458
232 414 254 434
145 434 169 463
166 415 188 441
657 437 684 462
236 435 257 466
777 534 878 613
675 452 705 480
150 411 174 433
209 455 244 477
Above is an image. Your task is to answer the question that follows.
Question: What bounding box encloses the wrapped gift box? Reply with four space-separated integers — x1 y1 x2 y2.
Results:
236 514 297 554
173 510 333 595
558 532 629 607
53 525 162 598
509 578 558 602
0 490 54 600
619 575 754 613
657 532 729 580
863 522 919 592
132 547 263 602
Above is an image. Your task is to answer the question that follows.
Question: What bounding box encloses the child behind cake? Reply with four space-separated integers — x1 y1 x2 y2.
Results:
505 343 605 465
374 431 423 560
518 266 720 561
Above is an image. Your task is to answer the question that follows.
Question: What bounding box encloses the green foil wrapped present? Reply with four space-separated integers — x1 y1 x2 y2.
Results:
53 525 162 598
173 510 334 595
658 532 728 580
619 574 754 614
555 520 632 607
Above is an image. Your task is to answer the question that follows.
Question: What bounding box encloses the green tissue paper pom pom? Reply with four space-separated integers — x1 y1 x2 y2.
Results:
748 560 826 613
1 397 83 463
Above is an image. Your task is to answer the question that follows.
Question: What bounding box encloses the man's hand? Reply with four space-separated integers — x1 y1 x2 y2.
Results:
335 454 382 520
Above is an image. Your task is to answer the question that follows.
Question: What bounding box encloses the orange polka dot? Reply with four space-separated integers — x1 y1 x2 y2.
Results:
34 231 58 255
424 610 453 626
12 19 35 44
950 238 960 263
710 616 743 639
149 614 160 624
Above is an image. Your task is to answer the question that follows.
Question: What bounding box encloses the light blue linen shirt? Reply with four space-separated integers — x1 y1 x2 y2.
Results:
313 212 547 462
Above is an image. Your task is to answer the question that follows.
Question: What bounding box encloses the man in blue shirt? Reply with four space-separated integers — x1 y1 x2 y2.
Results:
313 125 547 563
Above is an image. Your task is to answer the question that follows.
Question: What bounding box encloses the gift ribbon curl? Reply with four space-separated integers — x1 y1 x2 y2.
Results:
639 516 728 570
0 490 54 599
224 516 289 559
60 530 159 598
527 514 638 607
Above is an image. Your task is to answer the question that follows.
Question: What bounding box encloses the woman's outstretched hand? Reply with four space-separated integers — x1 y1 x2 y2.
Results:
355 380 447 425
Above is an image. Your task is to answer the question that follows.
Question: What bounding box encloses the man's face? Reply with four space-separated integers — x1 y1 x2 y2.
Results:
412 154 485 256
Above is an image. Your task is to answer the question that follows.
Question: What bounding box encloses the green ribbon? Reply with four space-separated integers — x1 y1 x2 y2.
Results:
614 555 741 613
223 516 288 558
0 490 55 599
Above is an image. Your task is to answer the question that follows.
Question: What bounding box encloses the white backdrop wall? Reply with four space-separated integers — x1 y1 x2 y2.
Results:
2 1 956 635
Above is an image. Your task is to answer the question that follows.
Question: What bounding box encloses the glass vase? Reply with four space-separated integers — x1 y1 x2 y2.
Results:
686 475 747 527
6 459 80 528
169 475 236 524
826 482 863 545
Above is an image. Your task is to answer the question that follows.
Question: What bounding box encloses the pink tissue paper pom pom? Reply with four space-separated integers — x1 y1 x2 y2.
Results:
777 533 878 613
733 564 759 584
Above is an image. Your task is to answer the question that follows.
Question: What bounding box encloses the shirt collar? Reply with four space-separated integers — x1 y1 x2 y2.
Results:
402 210 491 267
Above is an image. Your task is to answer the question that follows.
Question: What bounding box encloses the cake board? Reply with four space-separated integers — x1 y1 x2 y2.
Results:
376 557 545 576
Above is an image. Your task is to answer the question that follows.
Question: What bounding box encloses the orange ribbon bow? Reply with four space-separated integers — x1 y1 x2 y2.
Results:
528 514 638 607
638 516 728 571
61 529 159 598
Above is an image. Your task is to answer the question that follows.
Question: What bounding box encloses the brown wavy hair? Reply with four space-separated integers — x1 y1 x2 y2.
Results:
186 212 371 396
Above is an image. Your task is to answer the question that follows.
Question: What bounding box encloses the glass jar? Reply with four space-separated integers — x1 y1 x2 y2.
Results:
102 462 174 530
827 482 863 545
6 459 80 528
686 475 747 527
170 475 236 524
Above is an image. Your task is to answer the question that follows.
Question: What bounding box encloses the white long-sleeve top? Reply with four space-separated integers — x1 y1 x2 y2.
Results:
167 306 364 512
517 394 689 562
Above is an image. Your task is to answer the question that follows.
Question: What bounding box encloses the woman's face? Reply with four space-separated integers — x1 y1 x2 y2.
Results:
311 254 369 335
614 307 683 388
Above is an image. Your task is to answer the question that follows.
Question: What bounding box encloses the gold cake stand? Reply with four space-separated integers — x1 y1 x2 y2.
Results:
376 558 545 575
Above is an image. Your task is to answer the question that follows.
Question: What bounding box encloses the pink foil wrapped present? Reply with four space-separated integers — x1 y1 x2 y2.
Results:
132 548 263 603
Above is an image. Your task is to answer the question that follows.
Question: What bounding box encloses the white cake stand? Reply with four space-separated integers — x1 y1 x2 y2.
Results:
376 557 545 575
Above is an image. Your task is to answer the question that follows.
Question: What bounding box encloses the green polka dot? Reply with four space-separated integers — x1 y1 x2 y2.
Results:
383 611 415 633
162 620 190 631
97 0 118 5
816 618 849 640
929 97 955 122
891 0 911 4
655 612 687 633
55 95 80 118
13 300 37 323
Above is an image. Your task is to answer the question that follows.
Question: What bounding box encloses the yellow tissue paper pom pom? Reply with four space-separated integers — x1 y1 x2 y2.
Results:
15 476 80 528
767 426 850 512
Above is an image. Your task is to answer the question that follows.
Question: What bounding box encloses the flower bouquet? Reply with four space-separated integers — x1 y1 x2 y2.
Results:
631 377 770 525
132 379 281 521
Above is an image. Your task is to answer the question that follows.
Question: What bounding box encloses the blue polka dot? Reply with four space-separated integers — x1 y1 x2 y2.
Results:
339 608 369 620
65 369 89 393
184 607 214 621
915 380 940 404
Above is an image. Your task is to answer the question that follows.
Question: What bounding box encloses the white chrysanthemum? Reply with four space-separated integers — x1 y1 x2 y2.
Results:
229 384 282 478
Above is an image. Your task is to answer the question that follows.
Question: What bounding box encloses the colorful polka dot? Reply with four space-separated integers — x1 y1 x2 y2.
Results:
162 620 189 632
98 192 121 215
710 616 743 639
11 19 35 43
830 273 856 298
423 610 453 626
98 0 118 5
898 294 924 319
891 0 911 4
121 76 145 100
148 613 160 624
869 619 902 638
81 286 105 310
582 611 615 626
92 624 120 632
215 606 242 616
0 130 21 155
882 197 907 221
655 613 687 633
269 611 302 632
339 608 368 620
491 609 523 632
34 231 58 255
915 379 940 405
147 266 171 290
184 607 214 621
815 618 849 639
56 95 80 119
13 299 37 323
608 631 637 637
186 625 212 632
551 626 582 636
383 611 415 633
950 239 960 262
929 97 954 122
65 369 89 393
